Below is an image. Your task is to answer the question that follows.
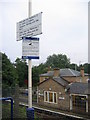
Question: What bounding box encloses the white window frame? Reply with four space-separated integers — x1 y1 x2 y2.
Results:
44 91 57 104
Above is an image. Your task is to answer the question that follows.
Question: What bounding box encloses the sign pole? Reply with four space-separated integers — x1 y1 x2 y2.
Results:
17 1 41 118
28 0 32 108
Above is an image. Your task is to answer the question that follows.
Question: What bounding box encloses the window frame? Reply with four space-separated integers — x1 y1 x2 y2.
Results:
44 91 57 104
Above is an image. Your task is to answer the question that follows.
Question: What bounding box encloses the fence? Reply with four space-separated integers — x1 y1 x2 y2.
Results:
0 97 13 120
1 85 37 119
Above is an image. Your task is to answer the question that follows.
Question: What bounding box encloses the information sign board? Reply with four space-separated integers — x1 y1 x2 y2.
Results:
17 12 42 41
22 38 39 59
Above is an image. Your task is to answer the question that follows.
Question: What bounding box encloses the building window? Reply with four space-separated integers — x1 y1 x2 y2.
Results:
54 93 57 103
44 91 57 103
49 92 53 102
72 95 86 111
45 91 48 101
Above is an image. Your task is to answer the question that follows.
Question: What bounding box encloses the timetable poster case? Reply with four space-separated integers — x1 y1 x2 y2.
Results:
22 38 39 59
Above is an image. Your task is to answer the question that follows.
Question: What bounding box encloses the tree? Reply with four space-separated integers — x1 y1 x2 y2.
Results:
32 54 71 86
2 53 18 87
32 63 47 86
82 63 90 74
45 54 70 69
32 66 39 86
15 58 28 87
69 63 79 71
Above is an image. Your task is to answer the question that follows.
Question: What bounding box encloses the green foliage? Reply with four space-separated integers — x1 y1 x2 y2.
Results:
2 53 18 87
2 102 42 119
32 66 39 86
2 53 28 88
32 54 70 86
15 58 28 87
83 63 89 73
2 102 11 118
32 63 47 86
69 63 79 71
1 52 89 88
45 54 70 68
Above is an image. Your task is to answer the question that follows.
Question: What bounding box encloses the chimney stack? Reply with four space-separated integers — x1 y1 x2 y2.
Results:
80 67 84 77
53 68 60 77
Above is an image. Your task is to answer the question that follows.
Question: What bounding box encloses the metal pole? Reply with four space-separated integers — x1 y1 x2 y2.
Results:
28 60 32 108
28 0 32 108
0 97 13 120
28 0 32 17
26 1 34 119
88 1 90 64
10 98 13 120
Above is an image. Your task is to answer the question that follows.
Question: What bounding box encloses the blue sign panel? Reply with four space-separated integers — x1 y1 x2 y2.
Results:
22 56 39 59
22 37 39 59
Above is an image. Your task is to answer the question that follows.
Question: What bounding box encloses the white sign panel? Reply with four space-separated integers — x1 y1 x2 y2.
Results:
22 39 39 59
17 12 42 41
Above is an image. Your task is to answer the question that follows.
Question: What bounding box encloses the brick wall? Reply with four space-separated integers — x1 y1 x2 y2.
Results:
62 76 88 83
40 76 49 83
38 79 69 110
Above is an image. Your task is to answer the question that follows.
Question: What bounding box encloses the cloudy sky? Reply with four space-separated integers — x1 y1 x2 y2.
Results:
0 0 89 66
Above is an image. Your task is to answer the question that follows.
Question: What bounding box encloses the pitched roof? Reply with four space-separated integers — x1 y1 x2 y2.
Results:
38 77 69 87
66 82 89 95
40 71 54 77
40 68 88 77
53 77 69 87
60 69 80 76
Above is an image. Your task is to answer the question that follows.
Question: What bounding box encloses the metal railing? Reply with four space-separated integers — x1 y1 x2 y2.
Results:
0 97 13 120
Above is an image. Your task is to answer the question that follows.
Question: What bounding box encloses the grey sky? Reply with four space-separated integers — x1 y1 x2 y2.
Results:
0 0 89 66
